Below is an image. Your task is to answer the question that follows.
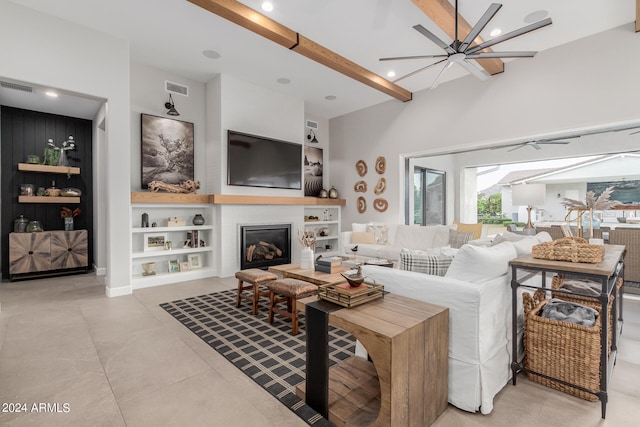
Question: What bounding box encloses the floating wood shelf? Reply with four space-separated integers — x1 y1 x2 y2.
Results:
130 192 346 206
19 196 80 204
130 192 212 204
18 163 80 175
211 194 346 206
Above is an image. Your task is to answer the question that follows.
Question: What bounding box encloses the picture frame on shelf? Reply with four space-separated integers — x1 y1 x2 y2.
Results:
141 113 194 189
144 233 168 252
188 254 202 269
179 261 190 272
167 259 180 273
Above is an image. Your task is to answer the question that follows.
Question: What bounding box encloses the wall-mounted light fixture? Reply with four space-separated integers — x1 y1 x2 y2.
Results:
164 94 180 116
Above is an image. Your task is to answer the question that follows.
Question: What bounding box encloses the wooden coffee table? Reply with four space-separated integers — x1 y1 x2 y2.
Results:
268 263 349 286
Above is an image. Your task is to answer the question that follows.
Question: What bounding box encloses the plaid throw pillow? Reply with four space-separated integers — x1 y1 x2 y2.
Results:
449 229 474 249
400 251 453 276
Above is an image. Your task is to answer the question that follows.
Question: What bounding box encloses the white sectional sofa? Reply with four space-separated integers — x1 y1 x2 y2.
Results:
360 230 552 414
340 223 484 261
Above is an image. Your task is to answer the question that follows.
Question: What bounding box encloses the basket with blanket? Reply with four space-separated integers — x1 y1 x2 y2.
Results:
551 274 622 353
523 290 604 401
532 236 604 263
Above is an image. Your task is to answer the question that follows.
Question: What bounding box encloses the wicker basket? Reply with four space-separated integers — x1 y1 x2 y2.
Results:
523 290 602 401
532 236 604 263
551 275 622 354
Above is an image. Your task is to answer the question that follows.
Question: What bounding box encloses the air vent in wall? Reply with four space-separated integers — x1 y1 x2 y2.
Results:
165 80 189 96
0 81 33 93
306 120 318 130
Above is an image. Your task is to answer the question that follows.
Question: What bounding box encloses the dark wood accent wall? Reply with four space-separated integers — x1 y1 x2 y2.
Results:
1 106 94 279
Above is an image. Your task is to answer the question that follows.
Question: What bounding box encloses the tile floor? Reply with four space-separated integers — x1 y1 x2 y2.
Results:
0 274 638 426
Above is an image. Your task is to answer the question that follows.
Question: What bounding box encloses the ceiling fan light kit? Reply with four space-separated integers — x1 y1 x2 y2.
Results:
383 1 552 87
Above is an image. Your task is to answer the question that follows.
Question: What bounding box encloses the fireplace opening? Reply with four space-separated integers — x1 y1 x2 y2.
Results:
240 224 291 270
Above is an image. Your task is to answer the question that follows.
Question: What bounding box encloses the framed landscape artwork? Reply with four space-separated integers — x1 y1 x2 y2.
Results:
141 114 194 189
304 146 323 196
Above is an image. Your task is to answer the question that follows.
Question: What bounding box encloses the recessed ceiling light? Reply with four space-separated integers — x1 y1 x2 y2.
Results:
524 10 549 24
261 2 274 12
277 77 290 84
45 91 58 98
325 95 336 101
387 71 396 78
202 49 221 59
490 28 502 37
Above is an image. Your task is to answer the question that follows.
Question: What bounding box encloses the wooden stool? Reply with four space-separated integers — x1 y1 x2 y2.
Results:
235 268 278 315
267 278 318 335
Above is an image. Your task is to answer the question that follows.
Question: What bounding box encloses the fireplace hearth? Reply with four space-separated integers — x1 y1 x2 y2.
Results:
240 224 291 270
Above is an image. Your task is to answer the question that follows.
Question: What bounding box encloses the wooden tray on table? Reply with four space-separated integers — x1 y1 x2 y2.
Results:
317 282 384 308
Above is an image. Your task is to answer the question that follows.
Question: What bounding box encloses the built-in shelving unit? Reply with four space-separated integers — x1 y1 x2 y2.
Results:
130 203 216 289
304 206 341 257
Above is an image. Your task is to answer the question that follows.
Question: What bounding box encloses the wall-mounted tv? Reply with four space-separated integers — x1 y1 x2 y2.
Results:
227 130 302 190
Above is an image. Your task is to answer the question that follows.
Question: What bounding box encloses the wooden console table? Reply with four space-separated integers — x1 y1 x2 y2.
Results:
509 245 625 419
301 293 448 426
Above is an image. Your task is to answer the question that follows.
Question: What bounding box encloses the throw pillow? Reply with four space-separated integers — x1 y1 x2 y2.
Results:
400 250 453 276
453 222 483 240
445 241 518 282
351 231 376 244
449 229 474 249
366 224 389 244
352 222 369 233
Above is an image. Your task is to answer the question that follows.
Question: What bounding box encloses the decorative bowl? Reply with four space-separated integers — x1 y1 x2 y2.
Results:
341 271 365 287
617 217 627 223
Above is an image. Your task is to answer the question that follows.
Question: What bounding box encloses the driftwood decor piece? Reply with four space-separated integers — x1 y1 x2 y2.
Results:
375 156 386 174
357 196 367 214
354 180 367 193
373 198 388 212
355 160 368 177
147 179 200 193
374 177 386 195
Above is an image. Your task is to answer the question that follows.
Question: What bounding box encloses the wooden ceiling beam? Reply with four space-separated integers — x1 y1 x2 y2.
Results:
411 0 504 75
187 0 412 102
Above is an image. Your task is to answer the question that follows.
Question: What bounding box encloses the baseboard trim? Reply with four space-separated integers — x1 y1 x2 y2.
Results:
106 285 132 298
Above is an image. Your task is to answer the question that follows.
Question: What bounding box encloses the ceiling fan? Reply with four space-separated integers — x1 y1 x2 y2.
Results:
505 137 577 152
380 1 552 88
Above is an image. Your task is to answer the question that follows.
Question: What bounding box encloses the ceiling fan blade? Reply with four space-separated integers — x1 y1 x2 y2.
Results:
379 54 447 62
459 3 502 52
459 58 489 81
393 59 447 83
466 51 537 59
538 140 571 145
531 143 542 150
630 130 640 135
507 144 527 152
466 17 552 55
412 24 456 54
430 62 451 89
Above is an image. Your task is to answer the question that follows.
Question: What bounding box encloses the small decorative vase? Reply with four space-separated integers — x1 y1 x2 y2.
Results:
300 247 314 269
57 150 69 167
141 213 149 228
318 188 328 198
26 221 43 232
64 217 74 231
192 214 205 226
328 186 338 199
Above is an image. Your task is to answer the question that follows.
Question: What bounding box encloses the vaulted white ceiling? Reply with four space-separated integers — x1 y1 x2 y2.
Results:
2 0 637 119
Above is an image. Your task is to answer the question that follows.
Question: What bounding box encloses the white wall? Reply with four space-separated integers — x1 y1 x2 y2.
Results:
0 0 131 296
129 63 207 192
330 23 640 229
208 74 309 277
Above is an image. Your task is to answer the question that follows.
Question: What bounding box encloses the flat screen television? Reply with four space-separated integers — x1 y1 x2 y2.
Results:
227 130 302 190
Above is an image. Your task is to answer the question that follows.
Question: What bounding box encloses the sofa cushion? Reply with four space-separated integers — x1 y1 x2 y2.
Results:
366 224 389 244
400 250 453 276
351 231 376 244
445 241 517 282
352 222 369 233
393 224 451 250
449 229 474 249
454 222 484 240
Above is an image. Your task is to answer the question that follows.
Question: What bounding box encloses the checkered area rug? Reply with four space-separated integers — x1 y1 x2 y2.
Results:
160 288 355 426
